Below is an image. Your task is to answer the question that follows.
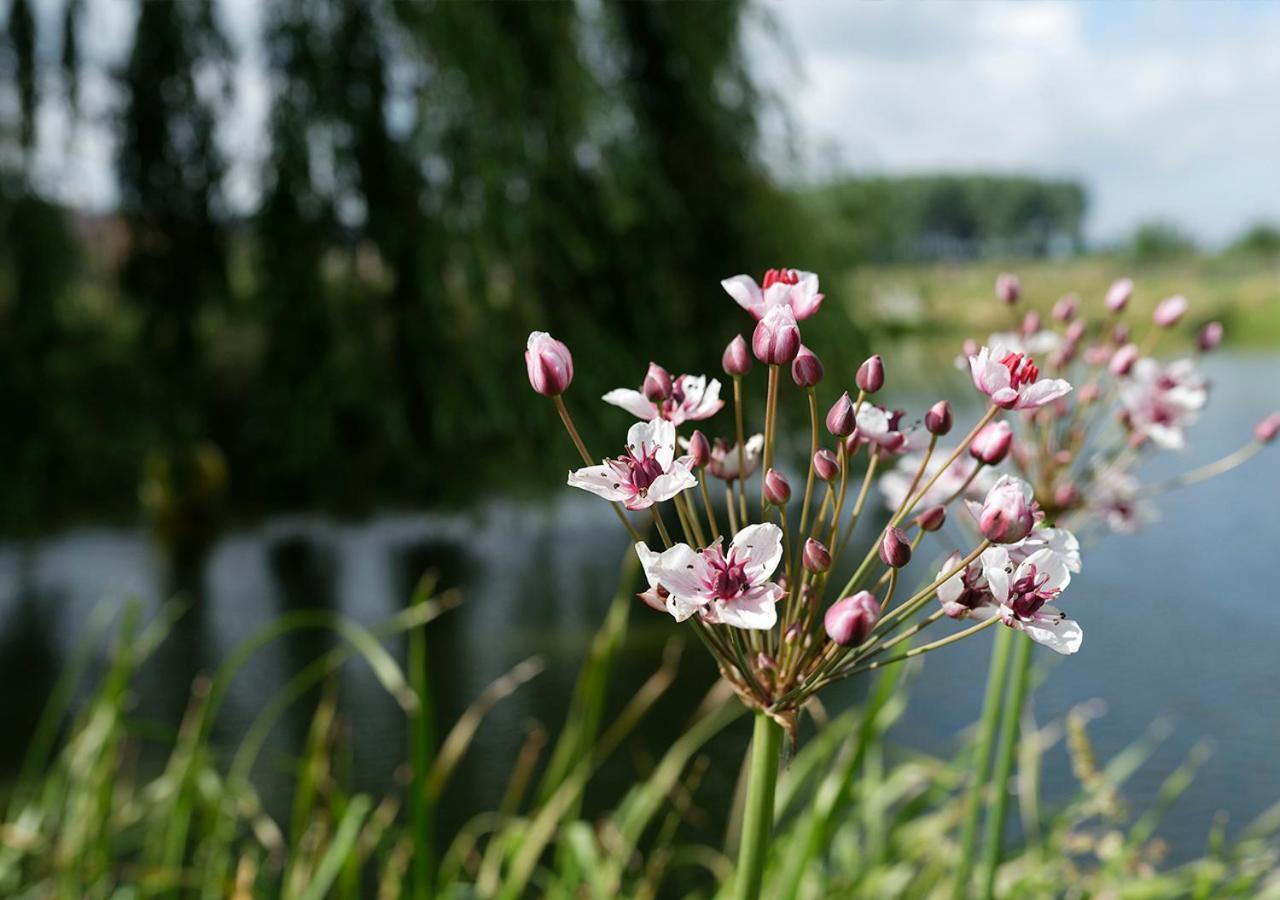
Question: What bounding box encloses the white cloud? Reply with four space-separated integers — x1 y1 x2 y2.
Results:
752 0 1280 245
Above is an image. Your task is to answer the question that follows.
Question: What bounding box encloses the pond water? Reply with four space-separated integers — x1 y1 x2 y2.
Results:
1 351 1277 861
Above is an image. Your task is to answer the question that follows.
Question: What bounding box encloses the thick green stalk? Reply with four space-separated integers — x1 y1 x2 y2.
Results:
980 633 1033 899
735 714 782 900
953 626 1013 899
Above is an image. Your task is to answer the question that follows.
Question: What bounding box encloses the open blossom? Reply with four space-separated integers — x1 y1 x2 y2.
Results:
969 344 1072 410
603 372 724 425
977 544 1082 654
721 268 824 321
1119 357 1208 449
969 475 1039 544
879 449 995 511
637 524 786 629
567 419 695 510
849 404 909 455
707 434 764 482
1088 468 1157 533
936 551 995 619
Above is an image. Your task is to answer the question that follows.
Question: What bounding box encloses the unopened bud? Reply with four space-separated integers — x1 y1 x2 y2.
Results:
916 505 946 532
1065 319 1087 344
825 591 880 646
803 537 831 573
1105 277 1133 313
996 273 1020 305
756 652 777 672
1111 322 1130 344
722 334 753 376
978 477 1036 544
826 392 856 437
1054 482 1080 509
1109 343 1140 377
1198 321 1224 352
969 420 1013 465
764 468 791 506
1022 310 1041 336
525 331 574 396
1255 412 1280 444
925 400 953 436
878 526 912 568
1153 295 1188 328
752 305 801 365
856 354 885 393
687 430 711 468
1079 383 1100 404
784 622 802 644
642 362 673 401
792 344 824 387
1053 293 1079 322
813 448 839 482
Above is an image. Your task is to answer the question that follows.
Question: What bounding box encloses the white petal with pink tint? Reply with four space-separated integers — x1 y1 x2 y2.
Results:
722 275 766 318
603 388 658 420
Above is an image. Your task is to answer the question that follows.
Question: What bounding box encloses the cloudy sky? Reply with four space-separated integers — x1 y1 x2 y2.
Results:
19 0 1280 247
752 0 1280 245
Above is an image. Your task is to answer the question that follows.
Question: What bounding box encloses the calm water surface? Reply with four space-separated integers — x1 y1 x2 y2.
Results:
2 352 1277 860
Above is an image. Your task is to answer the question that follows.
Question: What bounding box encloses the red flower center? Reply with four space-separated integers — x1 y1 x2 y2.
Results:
1000 351 1040 389
762 268 800 289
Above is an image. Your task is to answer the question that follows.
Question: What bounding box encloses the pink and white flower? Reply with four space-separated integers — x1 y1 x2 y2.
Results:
969 474 1040 544
1119 357 1208 449
848 404 910 456
879 449 996 511
603 373 724 425
1088 468 1157 533
721 268 824 321
969 344 1072 410
637 523 786 629
706 434 764 482
976 544 1082 654
567 419 696 510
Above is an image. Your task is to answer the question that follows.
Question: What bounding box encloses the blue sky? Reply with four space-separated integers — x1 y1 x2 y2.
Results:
17 0 1280 248
752 0 1280 245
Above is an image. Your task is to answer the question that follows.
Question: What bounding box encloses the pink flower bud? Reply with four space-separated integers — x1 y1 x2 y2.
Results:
1111 322 1130 344
1255 412 1280 444
792 344 824 387
856 354 885 393
784 622 802 643
962 338 979 359
642 362 673 402
1022 310 1041 336
824 591 880 647
978 477 1036 544
1079 383 1100 404
1053 293 1079 323
687 430 711 468
1109 342 1140 376
996 272 1020 305
722 334 753 376
1105 277 1133 313
1153 295 1188 328
803 537 831 573
826 392 856 437
878 526 912 568
525 331 574 396
1065 319 1087 344
916 505 946 532
1054 482 1080 509
925 400 953 436
756 652 777 671
764 468 792 505
752 304 801 365
813 448 839 482
1198 321 1223 352
969 420 1013 465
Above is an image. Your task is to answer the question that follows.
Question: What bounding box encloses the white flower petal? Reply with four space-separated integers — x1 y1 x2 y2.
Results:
721 275 766 318
1019 610 1083 655
649 542 712 602
711 583 782 630
730 523 784 584
567 465 630 502
603 388 658 420
646 464 698 504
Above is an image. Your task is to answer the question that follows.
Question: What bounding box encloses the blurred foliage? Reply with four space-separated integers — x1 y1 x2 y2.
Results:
1228 222 1280 259
1124 220 1199 263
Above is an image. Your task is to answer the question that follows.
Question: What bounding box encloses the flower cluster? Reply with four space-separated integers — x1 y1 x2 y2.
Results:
527 268 1143 731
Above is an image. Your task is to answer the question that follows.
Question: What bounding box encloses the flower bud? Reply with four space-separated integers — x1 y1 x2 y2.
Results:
1109 342 1140 377
856 354 885 393
969 420 1013 465
925 400 953 436
784 622 802 644
642 362 673 401
1111 322 1130 344
824 591 880 647
752 304 801 365
813 448 839 482
1053 293 1079 323
1022 310 1041 336
756 652 777 672
803 537 831 573
826 392 856 437
916 505 946 532
722 334 753 376
525 331 574 396
687 430 711 468
1255 412 1280 444
1079 383 1100 404
1054 482 1080 509
1153 295 1188 328
1198 321 1223 352
764 468 792 506
1105 277 1133 313
878 526 912 569
979 477 1036 543
791 344 824 387
1065 319 1087 344
996 272 1020 305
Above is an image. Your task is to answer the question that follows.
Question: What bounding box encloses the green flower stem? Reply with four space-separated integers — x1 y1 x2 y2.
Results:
980 631 1033 899
735 713 782 900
